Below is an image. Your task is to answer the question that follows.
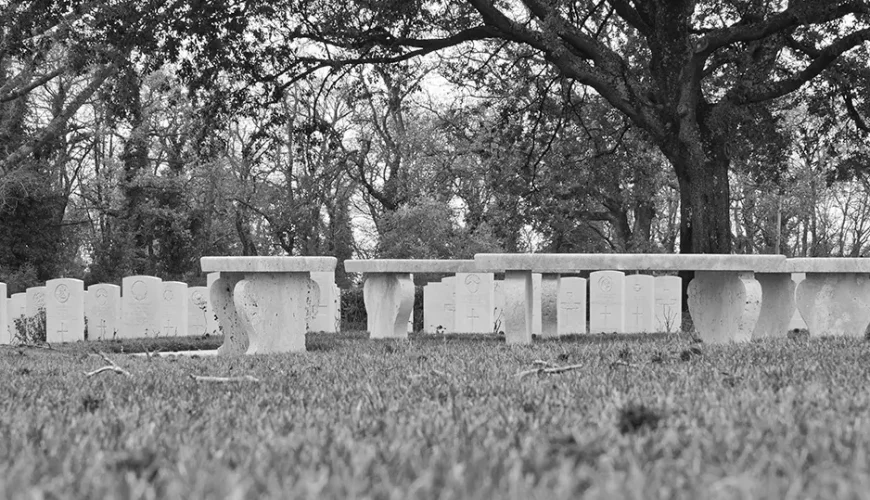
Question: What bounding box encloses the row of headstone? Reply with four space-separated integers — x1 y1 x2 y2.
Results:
2 271 342 344
422 271 683 335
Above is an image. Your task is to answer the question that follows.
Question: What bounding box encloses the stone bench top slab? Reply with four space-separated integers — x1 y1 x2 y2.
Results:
344 259 479 273
201 256 337 273
785 258 870 273
474 253 786 272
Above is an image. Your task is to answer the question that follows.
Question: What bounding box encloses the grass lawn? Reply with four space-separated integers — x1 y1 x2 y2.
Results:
2 331 870 499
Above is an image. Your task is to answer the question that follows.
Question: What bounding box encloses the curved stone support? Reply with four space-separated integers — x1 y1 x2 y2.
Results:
752 273 796 339
503 270 534 345
540 274 560 338
363 273 414 339
795 273 870 338
687 271 761 343
235 272 309 354
211 273 248 356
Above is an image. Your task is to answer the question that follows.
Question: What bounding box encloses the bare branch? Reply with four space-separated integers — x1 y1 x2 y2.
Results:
605 0 651 35
190 374 260 383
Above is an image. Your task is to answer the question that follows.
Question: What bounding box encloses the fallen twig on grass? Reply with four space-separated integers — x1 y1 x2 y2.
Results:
189 374 260 383
84 351 132 377
516 363 585 378
610 359 644 370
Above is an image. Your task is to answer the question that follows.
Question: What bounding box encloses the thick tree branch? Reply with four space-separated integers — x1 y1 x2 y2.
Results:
843 90 870 133
0 66 67 104
696 1 870 56
605 0 651 35
732 28 870 104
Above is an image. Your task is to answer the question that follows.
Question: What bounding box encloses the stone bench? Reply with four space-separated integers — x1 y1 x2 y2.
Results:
343 259 480 338
201 256 337 355
473 253 788 344
786 258 870 338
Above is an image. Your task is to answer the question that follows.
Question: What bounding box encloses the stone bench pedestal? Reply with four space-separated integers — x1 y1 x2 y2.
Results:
475 253 786 344
345 260 480 339
788 259 870 338
363 273 414 339
201 257 337 355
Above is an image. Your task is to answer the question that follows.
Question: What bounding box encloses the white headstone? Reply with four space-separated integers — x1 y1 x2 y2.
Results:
624 274 655 333
333 284 341 333
188 286 210 336
310 271 338 333
655 276 682 333
122 276 162 338
788 273 807 331
0 283 8 345
161 281 188 337
9 293 26 342
25 286 46 341
440 277 457 332
532 273 543 335
589 270 625 333
45 278 85 343
424 282 446 333
540 274 561 337
454 272 495 333
409 273 414 333
493 280 505 334
87 284 121 340
558 277 587 335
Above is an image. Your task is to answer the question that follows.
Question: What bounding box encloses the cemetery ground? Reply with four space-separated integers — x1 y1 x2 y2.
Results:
2 331 870 499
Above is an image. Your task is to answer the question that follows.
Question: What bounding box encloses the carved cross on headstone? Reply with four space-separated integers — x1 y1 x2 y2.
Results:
57 321 69 340
560 291 582 310
600 305 612 323
468 307 480 327
98 319 108 339
163 319 177 336
632 306 644 326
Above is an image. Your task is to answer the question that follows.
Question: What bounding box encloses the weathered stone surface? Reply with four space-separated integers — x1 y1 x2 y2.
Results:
503 270 533 345
0 283 7 344
211 273 247 355
87 284 121 340
625 274 655 334
8 293 25 342
557 277 586 335
795 273 870 338
346 259 477 274
589 271 625 334
532 273 543 335
161 281 188 337
206 273 221 337
475 253 786 272
363 272 414 339
122 276 162 338
786 258 870 273
688 271 761 343
423 282 446 333
440 277 457 332
26 286 46 341
752 273 795 339
187 286 210 336
654 276 682 333
454 272 494 333
493 280 505 334
235 272 310 353
202 256 337 273
788 273 807 331
309 271 338 333
540 274 560 338
45 278 85 343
